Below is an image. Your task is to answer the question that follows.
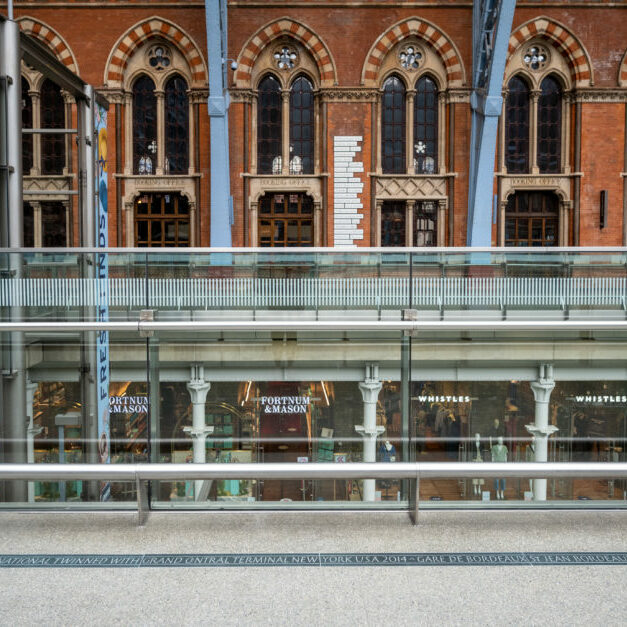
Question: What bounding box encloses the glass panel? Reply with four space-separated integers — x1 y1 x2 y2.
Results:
132 75 157 175
257 193 314 247
505 76 530 174
257 75 282 175
164 75 189 175
505 192 559 247
41 79 66 175
381 76 406 174
289 76 314 174
537 75 562 174
414 76 438 174
134 193 189 247
381 201 406 246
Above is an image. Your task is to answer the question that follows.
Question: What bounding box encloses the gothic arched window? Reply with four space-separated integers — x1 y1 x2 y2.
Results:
381 75 406 174
537 75 562 174
414 75 438 174
164 74 189 175
257 75 282 175
41 79 65 175
289 75 314 175
132 75 157 174
505 76 530 174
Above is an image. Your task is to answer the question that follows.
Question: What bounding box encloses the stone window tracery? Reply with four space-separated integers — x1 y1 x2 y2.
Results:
523 45 549 72
274 46 298 71
399 45 423 71
147 45 172 71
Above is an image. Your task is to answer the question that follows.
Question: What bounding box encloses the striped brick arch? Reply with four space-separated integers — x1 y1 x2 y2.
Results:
104 17 207 89
508 17 593 87
17 17 79 74
361 18 465 87
234 18 338 88
619 50 627 87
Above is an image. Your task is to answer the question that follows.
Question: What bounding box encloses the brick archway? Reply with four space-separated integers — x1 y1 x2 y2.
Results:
508 17 593 87
619 49 627 87
104 16 207 89
234 17 337 88
360 18 465 87
17 17 79 74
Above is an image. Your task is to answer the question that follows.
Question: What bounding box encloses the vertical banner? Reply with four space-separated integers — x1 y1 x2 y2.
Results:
95 104 110 500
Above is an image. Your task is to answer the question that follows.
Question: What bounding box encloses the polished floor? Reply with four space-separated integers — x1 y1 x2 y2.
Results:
0 510 625 625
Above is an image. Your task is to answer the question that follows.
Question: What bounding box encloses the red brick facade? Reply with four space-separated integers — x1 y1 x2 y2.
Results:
12 1 627 248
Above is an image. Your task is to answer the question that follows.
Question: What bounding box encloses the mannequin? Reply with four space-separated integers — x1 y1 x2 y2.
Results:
491 436 508 499
489 418 506 447
379 440 396 462
472 433 484 496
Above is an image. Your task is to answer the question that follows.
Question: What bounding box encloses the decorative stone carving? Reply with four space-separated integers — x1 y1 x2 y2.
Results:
375 176 447 200
247 175 323 205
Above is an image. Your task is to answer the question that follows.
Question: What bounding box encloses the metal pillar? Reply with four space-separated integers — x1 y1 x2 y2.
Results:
1 15 27 501
205 0 233 246
526 364 557 502
184 364 213 499
467 0 516 246
356 364 384 502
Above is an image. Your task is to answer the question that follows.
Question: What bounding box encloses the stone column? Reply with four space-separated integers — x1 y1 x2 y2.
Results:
407 90 415 175
183 364 213 500
314 201 322 247
250 201 259 246
31 202 42 248
29 91 41 175
406 200 415 247
25 380 42 503
355 364 384 502
437 199 447 247
526 364 558 501
123 93 133 175
281 90 290 175
438 91 447 174
530 90 541 174
155 90 165 175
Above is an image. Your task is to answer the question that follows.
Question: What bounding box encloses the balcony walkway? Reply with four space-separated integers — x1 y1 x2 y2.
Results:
0 510 625 625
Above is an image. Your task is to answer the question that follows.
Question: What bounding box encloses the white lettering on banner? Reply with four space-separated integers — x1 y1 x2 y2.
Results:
254 396 314 414
416 395 471 403
573 395 627 404
109 395 149 414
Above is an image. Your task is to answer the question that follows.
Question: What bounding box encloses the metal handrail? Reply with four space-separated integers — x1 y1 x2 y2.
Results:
3 320 627 332
1 462 626 525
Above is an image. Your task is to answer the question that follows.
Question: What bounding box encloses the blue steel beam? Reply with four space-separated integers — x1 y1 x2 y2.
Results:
467 0 516 246
205 0 232 246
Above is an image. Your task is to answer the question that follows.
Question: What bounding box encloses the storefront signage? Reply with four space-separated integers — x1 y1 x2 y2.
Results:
415 395 471 403
109 395 149 414
573 395 627 404
259 396 312 414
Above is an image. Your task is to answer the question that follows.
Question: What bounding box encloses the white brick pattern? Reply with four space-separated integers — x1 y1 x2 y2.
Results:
333 136 364 248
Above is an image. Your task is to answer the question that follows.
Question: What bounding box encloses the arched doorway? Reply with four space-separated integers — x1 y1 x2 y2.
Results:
505 191 559 247
134 192 190 247
258 192 313 247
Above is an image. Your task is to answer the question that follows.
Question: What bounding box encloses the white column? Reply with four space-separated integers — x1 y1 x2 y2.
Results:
25 380 42 503
355 364 384 502
526 364 558 502
183 364 213 500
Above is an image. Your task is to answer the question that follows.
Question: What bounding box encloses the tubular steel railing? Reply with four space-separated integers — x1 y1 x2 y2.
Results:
1 462 626 526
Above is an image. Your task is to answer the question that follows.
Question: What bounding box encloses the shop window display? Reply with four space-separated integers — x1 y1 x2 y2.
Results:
155 380 405 506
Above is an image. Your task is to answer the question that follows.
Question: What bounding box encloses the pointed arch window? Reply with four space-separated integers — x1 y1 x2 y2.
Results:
132 75 157 174
164 74 189 175
289 75 314 175
22 77 33 174
381 75 406 174
41 79 65 175
537 76 562 174
414 76 438 174
257 75 282 175
505 76 530 174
